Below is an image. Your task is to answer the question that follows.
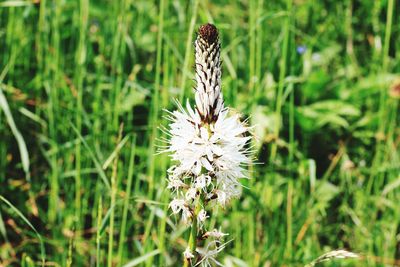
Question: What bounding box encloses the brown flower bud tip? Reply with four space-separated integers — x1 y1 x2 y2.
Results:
198 23 218 44
389 78 400 99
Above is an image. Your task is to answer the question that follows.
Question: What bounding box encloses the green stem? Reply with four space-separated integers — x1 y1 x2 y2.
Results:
377 0 394 133
107 124 123 267
179 0 199 103
382 0 394 72
117 135 136 266
270 0 292 162
369 0 394 191
147 0 165 200
183 198 202 267
285 179 293 260
74 0 89 228
96 197 103 267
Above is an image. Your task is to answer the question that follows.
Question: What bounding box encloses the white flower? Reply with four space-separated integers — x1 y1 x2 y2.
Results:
198 209 209 222
183 247 195 260
185 187 197 201
169 198 192 223
215 190 227 206
163 23 254 264
169 198 187 214
203 228 229 239
195 240 230 267
217 177 242 204
166 107 251 197
195 174 211 190
181 208 193 223
167 176 186 191
164 25 251 188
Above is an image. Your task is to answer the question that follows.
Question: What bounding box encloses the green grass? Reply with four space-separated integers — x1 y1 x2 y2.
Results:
0 0 399 266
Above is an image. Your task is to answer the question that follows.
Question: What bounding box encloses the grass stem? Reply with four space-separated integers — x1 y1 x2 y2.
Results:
270 0 292 162
107 124 124 267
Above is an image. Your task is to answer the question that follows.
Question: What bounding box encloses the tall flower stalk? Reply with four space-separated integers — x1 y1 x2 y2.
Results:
163 23 252 266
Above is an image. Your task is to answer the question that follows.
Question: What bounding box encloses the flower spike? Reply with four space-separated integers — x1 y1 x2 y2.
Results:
162 23 253 266
194 23 224 123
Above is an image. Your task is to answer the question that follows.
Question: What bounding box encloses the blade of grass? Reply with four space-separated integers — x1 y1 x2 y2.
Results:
74 0 89 229
96 196 103 267
117 135 137 266
122 249 161 267
178 0 199 102
107 123 124 267
102 135 130 170
0 88 30 182
147 0 165 199
270 0 292 162
0 209 10 246
370 0 395 192
70 122 111 189
0 195 45 266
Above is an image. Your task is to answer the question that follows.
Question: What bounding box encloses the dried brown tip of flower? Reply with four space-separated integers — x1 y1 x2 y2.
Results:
389 78 400 99
199 23 218 44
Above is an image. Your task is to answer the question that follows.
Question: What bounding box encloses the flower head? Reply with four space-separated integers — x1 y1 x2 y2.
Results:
202 228 229 240
183 247 195 260
186 187 197 201
165 105 251 207
195 240 231 267
198 209 209 223
169 198 192 223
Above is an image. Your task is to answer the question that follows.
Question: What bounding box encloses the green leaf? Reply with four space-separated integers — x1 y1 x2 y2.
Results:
316 114 349 129
309 100 360 117
314 181 339 204
0 88 31 181
120 88 147 113
0 195 46 265
122 249 161 267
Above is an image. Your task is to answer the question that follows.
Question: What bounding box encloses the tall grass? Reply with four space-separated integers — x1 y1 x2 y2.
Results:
0 0 399 266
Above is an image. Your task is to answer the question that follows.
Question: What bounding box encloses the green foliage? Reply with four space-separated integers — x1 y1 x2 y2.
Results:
0 0 399 266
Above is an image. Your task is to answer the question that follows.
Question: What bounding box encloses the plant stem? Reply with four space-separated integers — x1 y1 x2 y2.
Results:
147 0 165 200
179 0 199 103
285 179 293 260
96 197 103 267
183 197 202 267
270 0 292 162
117 135 136 266
107 124 124 267
369 0 394 191
75 0 89 229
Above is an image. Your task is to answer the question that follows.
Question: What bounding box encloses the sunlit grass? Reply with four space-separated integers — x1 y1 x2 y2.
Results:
0 0 399 266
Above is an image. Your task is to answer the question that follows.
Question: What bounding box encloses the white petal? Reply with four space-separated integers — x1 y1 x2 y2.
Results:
206 147 213 161
200 127 209 140
193 161 202 175
211 145 223 156
201 157 213 171
195 93 204 115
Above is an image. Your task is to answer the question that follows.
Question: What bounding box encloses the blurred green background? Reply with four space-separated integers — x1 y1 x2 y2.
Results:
0 0 399 266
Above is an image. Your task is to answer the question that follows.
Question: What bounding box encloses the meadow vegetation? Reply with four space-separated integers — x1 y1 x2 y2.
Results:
0 0 399 266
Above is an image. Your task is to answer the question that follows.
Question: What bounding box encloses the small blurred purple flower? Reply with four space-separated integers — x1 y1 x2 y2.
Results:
297 45 306 54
